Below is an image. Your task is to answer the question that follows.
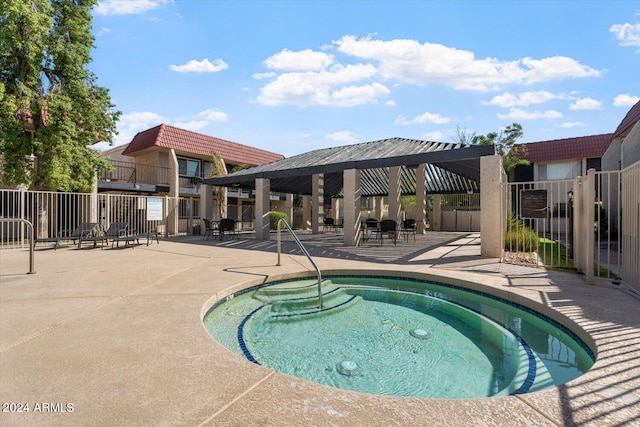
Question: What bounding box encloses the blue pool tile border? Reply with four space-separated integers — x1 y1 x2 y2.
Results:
206 273 595 395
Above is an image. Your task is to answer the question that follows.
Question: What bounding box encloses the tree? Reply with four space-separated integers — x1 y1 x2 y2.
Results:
452 123 528 173
0 0 120 192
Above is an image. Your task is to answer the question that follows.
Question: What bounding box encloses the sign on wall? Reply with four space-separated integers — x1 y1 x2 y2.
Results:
520 190 548 219
146 197 164 221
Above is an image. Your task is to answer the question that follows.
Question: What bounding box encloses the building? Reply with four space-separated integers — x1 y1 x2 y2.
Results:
99 124 285 231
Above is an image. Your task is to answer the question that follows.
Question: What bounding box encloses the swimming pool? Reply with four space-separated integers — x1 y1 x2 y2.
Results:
203 275 595 399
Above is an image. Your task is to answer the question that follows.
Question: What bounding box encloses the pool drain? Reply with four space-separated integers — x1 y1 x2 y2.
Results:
337 360 359 376
410 329 431 339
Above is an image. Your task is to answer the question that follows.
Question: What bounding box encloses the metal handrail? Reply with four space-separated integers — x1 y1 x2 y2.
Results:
0 218 36 274
276 218 323 309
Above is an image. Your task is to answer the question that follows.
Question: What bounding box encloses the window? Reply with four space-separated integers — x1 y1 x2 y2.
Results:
538 161 581 180
178 158 201 177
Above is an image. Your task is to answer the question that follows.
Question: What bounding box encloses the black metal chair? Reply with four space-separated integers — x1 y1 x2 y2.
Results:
378 219 398 245
218 218 237 240
400 219 416 242
202 218 216 240
323 217 336 233
362 218 379 242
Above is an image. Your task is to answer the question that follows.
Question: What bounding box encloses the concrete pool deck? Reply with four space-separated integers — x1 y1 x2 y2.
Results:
1 233 639 426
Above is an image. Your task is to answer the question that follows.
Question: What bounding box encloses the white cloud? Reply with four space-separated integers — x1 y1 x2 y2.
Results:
394 112 450 126
169 58 228 73
613 93 640 106
174 108 229 130
173 120 209 131
333 35 601 91
326 131 359 144
558 122 586 128
497 108 563 120
255 64 388 107
94 111 168 150
482 91 557 107
94 108 229 150
96 27 111 37
385 100 397 107
264 49 334 71
253 72 276 80
94 0 172 16
569 97 602 110
422 131 445 141
610 22 640 47
197 108 228 122
255 35 601 107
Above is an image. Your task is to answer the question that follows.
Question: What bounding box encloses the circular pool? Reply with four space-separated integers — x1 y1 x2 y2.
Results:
203 275 595 398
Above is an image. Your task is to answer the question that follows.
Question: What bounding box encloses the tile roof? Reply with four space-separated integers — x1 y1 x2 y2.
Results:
517 133 613 163
121 124 284 166
613 101 640 139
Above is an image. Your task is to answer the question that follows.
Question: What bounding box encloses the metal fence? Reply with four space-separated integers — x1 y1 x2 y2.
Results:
99 160 170 186
0 190 200 249
504 180 575 268
504 163 639 291
621 162 640 290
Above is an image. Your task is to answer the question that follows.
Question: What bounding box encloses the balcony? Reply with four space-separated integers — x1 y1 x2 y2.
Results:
99 160 170 193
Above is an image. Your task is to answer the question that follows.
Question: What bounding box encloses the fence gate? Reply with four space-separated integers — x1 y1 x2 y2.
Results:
504 180 575 268
504 168 635 290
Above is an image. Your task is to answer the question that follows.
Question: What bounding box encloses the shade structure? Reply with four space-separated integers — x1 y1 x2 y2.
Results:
204 137 495 196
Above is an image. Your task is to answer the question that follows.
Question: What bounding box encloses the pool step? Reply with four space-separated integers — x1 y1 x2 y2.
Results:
267 288 360 320
256 279 333 297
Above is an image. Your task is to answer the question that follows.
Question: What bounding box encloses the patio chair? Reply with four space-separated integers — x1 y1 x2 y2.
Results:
361 218 379 242
202 218 216 241
218 218 237 240
56 222 98 249
111 225 140 249
83 222 129 249
323 217 336 233
378 219 398 245
400 219 416 242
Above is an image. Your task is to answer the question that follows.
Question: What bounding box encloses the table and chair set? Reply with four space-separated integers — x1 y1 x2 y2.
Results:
202 218 238 241
322 217 417 245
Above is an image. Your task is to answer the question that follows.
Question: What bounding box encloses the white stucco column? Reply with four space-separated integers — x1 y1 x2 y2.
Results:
416 164 427 233
89 176 99 223
200 184 213 234
480 155 505 258
168 149 179 236
432 194 442 231
284 194 294 225
374 196 383 220
388 166 402 224
302 195 311 229
343 169 361 246
312 173 324 234
255 178 271 240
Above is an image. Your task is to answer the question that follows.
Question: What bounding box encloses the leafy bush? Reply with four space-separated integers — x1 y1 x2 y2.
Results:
269 211 288 230
504 227 539 252
505 211 539 251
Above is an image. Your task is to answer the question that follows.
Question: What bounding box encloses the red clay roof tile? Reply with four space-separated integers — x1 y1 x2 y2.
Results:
613 101 640 139
518 133 613 163
122 124 284 166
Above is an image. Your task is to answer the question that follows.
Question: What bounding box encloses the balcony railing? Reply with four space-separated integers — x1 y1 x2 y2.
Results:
99 160 170 186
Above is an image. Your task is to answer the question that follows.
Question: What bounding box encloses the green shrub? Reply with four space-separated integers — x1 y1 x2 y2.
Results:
269 211 288 230
504 228 539 252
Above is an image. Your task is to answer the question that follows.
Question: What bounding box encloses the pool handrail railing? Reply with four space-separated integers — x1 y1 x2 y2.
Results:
0 217 36 274
276 218 323 309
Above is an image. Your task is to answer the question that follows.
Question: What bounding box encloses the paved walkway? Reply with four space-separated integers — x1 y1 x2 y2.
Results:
1 233 639 426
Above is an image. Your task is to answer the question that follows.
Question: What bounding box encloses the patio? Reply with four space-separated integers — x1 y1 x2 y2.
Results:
1 234 639 426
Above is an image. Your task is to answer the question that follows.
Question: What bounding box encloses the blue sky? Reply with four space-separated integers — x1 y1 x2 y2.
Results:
90 1 640 157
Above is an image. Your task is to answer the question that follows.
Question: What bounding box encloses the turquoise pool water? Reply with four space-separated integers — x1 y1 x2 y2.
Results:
203 276 595 399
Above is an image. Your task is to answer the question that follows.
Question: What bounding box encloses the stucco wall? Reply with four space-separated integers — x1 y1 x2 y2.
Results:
622 121 640 168
602 139 622 171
